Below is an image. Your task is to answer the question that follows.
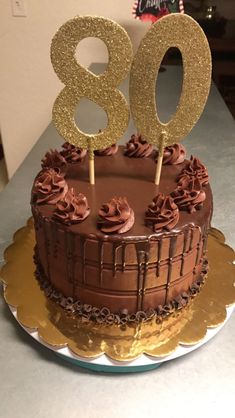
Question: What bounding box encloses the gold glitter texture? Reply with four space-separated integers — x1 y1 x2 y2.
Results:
51 16 133 151
1 220 234 361
130 13 212 148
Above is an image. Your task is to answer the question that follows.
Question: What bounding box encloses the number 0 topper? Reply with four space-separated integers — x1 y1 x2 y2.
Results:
130 13 212 185
51 16 133 185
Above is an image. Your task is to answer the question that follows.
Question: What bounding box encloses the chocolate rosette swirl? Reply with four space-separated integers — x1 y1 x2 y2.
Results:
178 155 209 187
124 134 153 158
94 144 118 156
171 177 206 213
97 197 135 234
41 149 66 170
156 143 186 165
145 193 179 232
33 168 68 205
60 142 87 163
53 188 90 225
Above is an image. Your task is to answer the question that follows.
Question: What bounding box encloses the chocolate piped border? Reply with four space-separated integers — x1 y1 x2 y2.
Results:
34 252 208 326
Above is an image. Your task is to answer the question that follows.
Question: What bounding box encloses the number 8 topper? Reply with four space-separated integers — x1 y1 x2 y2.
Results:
130 13 212 185
51 16 133 184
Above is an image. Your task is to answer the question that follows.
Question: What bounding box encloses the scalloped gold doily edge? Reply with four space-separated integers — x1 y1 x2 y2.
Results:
0 218 235 362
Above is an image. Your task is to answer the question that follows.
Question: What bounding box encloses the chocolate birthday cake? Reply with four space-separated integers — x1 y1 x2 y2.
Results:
31 136 212 325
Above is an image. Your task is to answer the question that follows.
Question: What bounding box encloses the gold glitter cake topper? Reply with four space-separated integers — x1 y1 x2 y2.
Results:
130 13 212 185
51 16 133 184
51 14 211 185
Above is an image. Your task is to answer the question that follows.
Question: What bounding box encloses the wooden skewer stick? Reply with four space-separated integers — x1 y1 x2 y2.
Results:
88 141 95 185
154 132 167 186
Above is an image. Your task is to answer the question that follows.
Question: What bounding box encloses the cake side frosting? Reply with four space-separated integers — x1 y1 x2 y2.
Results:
34 252 208 325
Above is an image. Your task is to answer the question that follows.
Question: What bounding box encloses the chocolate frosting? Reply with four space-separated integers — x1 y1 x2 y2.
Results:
60 142 87 163
97 197 135 234
32 147 212 320
178 155 209 187
53 188 90 225
41 149 66 169
33 169 68 205
94 144 118 156
35 253 208 326
171 178 206 213
145 193 179 232
160 143 186 165
124 134 153 158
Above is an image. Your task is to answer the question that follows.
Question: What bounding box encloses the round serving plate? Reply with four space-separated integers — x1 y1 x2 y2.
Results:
8 303 234 373
1 222 235 372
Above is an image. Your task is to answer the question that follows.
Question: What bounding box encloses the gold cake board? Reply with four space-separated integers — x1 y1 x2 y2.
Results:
6 303 234 372
1 218 235 368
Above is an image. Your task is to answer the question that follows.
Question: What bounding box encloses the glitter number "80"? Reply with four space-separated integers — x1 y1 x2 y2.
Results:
51 15 211 151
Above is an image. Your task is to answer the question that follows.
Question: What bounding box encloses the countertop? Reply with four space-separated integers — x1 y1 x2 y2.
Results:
0 65 235 418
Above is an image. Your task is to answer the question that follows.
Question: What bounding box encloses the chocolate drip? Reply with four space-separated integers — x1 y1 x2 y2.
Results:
195 242 201 266
34 209 43 230
195 227 201 266
203 234 208 255
112 242 120 278
80 236 87 284
52 223 58 259
65 232 75 291
135 241 150 311
44 219 51 280
202 222 209 257
35 211 41 229
98 241 104 285
156 240 162 277
189 228 194 251
34 210 40 232
181 229 189 276
201 224 205 256
165 236 177 304
142 250 150 310
180 229 189 276
121 243 127 272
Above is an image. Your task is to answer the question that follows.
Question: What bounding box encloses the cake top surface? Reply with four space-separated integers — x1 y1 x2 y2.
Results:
32 145 212 241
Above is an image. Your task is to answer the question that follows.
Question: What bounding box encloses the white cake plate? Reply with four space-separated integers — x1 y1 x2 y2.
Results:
8 303 234 373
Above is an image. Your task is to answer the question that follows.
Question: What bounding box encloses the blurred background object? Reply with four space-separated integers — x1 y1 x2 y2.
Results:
133 0 184 22
165 0 235 117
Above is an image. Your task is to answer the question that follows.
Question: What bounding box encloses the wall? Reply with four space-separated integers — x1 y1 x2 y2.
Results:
0 0 150 178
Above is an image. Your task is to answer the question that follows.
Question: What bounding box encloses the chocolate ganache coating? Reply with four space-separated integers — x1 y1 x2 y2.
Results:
124 134 153 157
145 193 179 232
53 188 90 225
32 168 68 205
32 147 212 318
